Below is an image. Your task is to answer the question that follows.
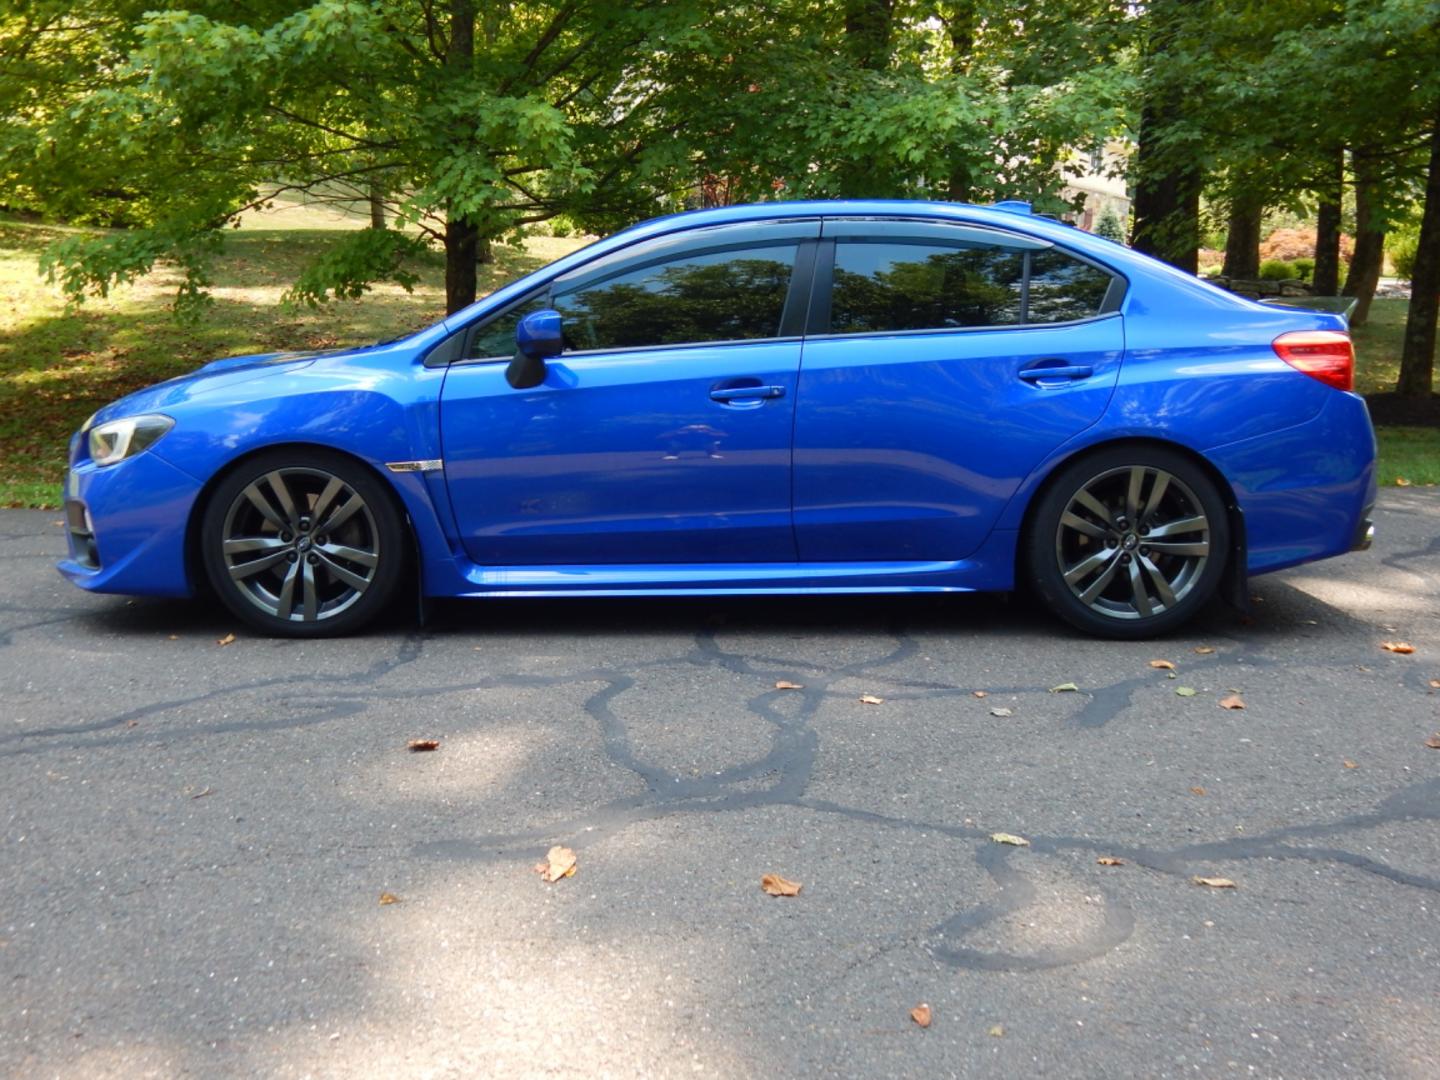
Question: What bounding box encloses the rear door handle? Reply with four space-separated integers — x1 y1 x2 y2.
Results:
709 384 786 402
1018 362 1093 383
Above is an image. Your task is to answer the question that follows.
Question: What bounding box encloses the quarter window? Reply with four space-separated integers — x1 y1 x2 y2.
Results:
468 293 549 359
553 244 798 352
1026 248 1114 323
829 241 1026 333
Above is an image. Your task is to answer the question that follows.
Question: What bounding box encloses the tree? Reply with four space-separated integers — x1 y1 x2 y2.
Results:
1093 204 1127 242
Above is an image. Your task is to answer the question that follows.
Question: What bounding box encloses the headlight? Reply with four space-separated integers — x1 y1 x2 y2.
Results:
88 414 174 466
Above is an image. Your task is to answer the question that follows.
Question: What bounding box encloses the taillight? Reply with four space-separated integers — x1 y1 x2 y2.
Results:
1272 330 1354 391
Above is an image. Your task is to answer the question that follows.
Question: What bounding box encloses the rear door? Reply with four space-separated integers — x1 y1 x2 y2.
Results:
793 219 1125 561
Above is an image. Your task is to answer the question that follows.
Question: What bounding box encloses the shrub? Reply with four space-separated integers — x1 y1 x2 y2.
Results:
1093 205 1127 243
1389 228 1419 281
1260 227 1355 265
1258 259 1298 281
1291 257 1314 282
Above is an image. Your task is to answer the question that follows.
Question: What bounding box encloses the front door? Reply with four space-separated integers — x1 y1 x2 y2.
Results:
440 223 817 566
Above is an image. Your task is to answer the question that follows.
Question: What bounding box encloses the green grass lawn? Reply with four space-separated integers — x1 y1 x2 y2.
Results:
1 219 1434 506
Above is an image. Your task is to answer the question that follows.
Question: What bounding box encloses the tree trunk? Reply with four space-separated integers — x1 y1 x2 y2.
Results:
1130 0 1202 274
1312 147 1343 296
836 0 896 198
1342 161 1385 328
443 0 478 314
1397 115 1440 399
445 216 479 315
1221 195 1263 279
368 181 386 230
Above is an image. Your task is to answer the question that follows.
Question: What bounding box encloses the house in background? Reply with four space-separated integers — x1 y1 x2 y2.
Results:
1059 140 1131 231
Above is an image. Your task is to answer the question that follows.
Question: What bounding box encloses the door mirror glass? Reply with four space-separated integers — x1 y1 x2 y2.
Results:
507 309 564 389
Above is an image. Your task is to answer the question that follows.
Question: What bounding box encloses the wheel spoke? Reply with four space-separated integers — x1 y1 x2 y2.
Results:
310 475 345 527
1077 553 1123 606
315 493 364 534
1126 558 1154 617
242 483 290 532
228 549 290 581
1064 546 1115 586
1147 515 1207 539
1125 466 1144 523
224 536 289 556
1145 539 1209 557
274 558 302 619
317 541 377 568
264 471 301 529
1138 554 1178 609
1060 511 1107 540
317 551 370 592
1072 488 1112 525
301 559 318 621
1141 471 1171 521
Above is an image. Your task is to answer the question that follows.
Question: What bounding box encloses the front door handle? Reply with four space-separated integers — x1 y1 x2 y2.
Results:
1018 361 1094 384
709 384 786 402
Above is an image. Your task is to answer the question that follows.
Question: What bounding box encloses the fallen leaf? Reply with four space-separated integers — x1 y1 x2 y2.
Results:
1097 856 1125 866
379 892 400 905
215 632 236 647
1192 876 1237 889
760 873 801 897
1342 760 1358 769
1149 659 1176 670
1049 682 1079 693
859 694 884 705
1190 786 1206 796
1176 686 1198 697
1193 646 1215 655
1396 476 1412 486
167 634 179 641
972 690 988 698
989 706 1013 717
774 680 804 690
1429 679 1440 689
1425 734 1440 750
190 787 214 800
407 739 440 752
988 1024 1005 1038
990 832 1030 847
536 846 577 883
1218 694 1246 710
1381 641 1415 654
910 1004 932 1028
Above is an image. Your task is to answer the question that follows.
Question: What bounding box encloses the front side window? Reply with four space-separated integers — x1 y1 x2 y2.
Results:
829 241 1026 334
468 293 549 359
553 243 798 352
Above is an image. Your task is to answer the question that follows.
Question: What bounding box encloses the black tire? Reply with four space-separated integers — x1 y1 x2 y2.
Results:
200 448 407 637
1024 445 1230 639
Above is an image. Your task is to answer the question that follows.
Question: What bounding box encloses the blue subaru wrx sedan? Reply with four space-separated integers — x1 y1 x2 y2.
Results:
58 200 1376 638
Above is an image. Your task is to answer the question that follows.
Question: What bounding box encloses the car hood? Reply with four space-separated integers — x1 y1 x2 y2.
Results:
83 349 355 430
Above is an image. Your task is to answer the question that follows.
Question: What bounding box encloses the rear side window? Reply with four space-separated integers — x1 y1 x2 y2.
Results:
554 243 798 352
830 241 1025 333
1026 248 1114 323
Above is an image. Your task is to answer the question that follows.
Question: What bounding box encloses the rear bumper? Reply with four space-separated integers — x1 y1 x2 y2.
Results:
56 450 202 598
1207 390 1377 576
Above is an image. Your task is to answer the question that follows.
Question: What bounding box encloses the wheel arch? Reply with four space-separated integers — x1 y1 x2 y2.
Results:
1015 436 1248 610
183 441 422 607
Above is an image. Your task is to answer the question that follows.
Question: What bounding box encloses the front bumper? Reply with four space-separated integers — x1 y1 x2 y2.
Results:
56 448 203 598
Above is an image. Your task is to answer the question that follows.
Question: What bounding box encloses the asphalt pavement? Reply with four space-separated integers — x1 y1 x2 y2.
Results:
2 494 1438 1079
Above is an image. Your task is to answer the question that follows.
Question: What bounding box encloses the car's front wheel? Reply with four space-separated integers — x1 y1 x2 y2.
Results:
1025 446 1230 639
201 449 406 637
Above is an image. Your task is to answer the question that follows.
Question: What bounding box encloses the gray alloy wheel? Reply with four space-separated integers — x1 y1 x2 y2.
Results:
1054 465 1210 621
220 467 380 623
1025 447 1230 639
202 450 406 636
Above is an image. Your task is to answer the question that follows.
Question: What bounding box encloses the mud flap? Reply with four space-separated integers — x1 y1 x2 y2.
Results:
1220 502 1250 615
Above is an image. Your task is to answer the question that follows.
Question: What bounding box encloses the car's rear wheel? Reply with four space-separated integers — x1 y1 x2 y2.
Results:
1025 446 1229 639
201 449 406 637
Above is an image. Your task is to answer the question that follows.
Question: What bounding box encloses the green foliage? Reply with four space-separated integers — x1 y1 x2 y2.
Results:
1388 227 1420 281
283 228 428 306
1292 257 1315 282
1094 205 1127 243
1259 259 1298 281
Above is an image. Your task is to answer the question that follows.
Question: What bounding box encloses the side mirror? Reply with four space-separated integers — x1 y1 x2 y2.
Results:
506 308 564 389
